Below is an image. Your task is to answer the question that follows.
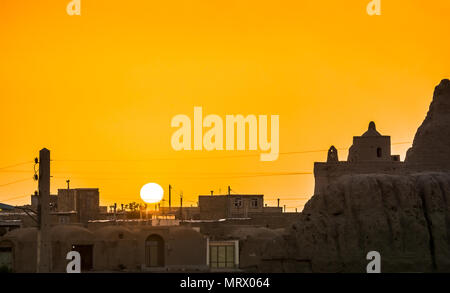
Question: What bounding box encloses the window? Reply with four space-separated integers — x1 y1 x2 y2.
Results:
210 244 235 269
377 147 382 158
59 216 69 224
234 198 242 208
251 199 258 208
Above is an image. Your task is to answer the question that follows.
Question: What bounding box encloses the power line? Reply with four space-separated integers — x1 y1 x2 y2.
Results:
0 194 30 202
0 161 32 170
0 170 32 174
51 172 312 182
49 141 412 162
0 178 31 188
0 141 412 171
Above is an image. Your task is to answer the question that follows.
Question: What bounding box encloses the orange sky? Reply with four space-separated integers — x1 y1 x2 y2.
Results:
1 0 449 211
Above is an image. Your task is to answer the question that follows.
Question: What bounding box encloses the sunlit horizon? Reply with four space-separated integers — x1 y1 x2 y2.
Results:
1 1 449 211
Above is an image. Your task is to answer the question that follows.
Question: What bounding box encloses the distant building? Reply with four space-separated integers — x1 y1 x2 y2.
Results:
31 193 57 211
159 193 283 221
198 194 281 220
57 188 100 224
314 122 404 194
158 207 200 220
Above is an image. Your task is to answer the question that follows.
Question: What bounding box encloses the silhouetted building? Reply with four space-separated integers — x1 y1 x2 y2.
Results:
314 122 404 194
198 194 281 220
57 188 100 224
31 193 57 211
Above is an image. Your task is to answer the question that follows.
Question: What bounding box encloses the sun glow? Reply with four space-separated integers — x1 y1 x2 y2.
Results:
140 183 164 204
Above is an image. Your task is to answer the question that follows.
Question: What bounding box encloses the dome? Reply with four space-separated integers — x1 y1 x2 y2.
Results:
50 225 93 242
361 121 382 137
1 227 37 242
94 225 136 241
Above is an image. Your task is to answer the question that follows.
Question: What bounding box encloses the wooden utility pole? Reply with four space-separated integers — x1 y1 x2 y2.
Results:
227 186 231 218
37 148 51 273
168 184 172 211
180 192 183 221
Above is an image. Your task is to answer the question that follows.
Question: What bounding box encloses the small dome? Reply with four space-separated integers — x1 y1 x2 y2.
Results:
362 121 381 137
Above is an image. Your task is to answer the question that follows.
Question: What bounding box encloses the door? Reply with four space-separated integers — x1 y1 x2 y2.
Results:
72 244 93 271
145 235 164 267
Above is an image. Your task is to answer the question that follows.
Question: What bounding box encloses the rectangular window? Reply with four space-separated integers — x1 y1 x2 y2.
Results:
251 199 258 208
209 243 236 269
234 198 242 208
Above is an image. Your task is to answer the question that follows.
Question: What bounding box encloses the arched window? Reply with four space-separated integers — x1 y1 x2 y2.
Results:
327 146 338 162
377 147 382 158
145 234 164 267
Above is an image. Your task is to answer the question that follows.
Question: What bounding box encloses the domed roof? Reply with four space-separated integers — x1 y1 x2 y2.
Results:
50 225 93 241
1 227 37 242
361 121 382 137
94 225 136 240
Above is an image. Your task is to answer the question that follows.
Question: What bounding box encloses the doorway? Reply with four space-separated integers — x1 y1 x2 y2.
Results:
0 241 13 272
145 235 164 267
72 244 93 271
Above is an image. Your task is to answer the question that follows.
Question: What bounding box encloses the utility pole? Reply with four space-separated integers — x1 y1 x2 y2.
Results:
277 198 280 208
227 186 231 219
168 184 172 212
37 148 51 273
180 192 183 221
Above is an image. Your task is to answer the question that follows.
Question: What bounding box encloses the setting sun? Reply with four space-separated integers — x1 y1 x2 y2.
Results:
140 183 164 204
